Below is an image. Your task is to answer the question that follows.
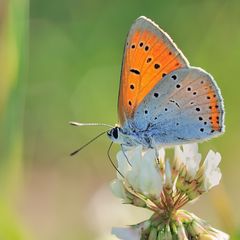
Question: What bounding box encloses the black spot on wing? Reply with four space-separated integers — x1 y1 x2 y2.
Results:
130 69 140 75
147 58 152 63
170 99 180 108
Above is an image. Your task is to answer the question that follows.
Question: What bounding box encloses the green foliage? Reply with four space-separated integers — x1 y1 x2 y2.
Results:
0 0 30 239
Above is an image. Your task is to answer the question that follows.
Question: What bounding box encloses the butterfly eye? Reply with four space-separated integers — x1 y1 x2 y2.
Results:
112 128 119 139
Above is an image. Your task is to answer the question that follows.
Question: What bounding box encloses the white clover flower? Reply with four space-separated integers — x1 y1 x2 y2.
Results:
110 144 228 240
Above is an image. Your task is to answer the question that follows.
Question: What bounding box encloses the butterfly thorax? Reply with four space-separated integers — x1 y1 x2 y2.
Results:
107 125 153 148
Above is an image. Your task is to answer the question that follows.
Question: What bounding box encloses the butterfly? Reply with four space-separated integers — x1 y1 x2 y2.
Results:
71 16 224 153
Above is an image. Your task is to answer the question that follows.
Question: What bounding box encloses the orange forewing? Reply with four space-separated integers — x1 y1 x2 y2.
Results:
118 17 189 126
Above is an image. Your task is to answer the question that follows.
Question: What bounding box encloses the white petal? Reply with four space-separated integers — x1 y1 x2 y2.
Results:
165 160 172 187
116 151 131 178
182 143 201 178
199 230 229 240
204 168 222 190
116 146 143 179
174 145 185 165
210 228 229 240
203 151 222 190
112 227 141 240
139 150 162 197
183 143 199 156
125 151 142 192
110 179 128 201
143 150 162 194
158 147 165 162
204 151 221 175
124 148 163 198
126 145 143 167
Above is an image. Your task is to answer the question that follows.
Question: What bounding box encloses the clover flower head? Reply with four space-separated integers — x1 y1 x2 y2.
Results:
110 143 229 240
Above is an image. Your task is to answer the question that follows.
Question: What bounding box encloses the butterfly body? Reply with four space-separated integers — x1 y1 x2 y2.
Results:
107 16 225 149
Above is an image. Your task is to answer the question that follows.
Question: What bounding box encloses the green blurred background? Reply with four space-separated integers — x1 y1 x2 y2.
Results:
0 0 240 239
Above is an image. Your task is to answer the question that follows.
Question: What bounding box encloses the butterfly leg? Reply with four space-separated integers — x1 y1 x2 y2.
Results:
154 146 160 164
121 144 132 167
151 139 165 175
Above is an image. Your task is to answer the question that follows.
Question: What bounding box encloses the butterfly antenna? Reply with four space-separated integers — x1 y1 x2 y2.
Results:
107 142 124 178
70 130 107 156
69 121 114 128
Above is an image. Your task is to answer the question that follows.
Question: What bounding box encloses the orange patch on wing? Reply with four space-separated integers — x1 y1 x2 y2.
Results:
207 91 220 131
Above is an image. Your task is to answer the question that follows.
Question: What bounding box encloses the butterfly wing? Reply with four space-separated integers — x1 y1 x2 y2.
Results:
118 16 189 126
132 67 224 145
